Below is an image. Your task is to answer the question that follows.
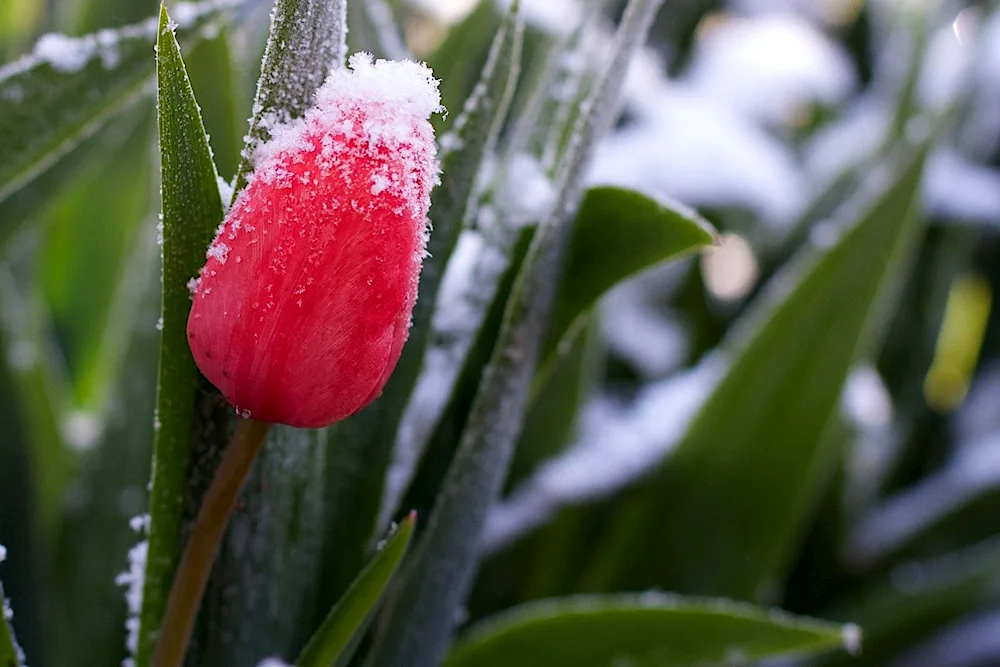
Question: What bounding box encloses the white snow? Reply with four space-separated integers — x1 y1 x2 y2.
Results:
590 81 805 226
255 659 292 667
61 410 103 451
600 279 688 379
684 14 856 125
0 544 5 562
495 0 582 35
0 0 238 79
889 608 1000 667
842 365 894 430
847 431 1000 566
924 150 1000 226
128 514 151 534
495 154 556 228
482 356 725 553
116 538 149 662
917 20 975 113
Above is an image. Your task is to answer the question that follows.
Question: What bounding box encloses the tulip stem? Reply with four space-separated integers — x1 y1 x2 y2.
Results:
153 417 273 667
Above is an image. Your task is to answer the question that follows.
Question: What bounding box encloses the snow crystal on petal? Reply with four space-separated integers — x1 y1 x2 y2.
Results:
207 240 231 264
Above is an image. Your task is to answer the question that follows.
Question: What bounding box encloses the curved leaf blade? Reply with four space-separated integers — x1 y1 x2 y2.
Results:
298 515 416 667
444 594 855 667
606 137 932 601
136 5 225 665
542 186 714 371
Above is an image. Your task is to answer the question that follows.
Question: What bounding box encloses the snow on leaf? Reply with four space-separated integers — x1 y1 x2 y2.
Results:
483 357 724 553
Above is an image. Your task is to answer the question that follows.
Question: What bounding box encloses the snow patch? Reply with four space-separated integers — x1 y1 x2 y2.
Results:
0 0 238 79
483 357 725 553
685 14 855 125
116 538 148 664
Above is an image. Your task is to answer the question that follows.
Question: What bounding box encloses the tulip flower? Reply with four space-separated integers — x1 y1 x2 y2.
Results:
155 54 441 667
186 52 441 428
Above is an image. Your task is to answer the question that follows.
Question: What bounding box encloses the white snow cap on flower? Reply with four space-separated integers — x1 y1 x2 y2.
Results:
255 53 442 168
315 53 443 119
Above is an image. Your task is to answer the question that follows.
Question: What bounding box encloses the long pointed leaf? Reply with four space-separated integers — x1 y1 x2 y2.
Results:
135 6 225 664
540 186 714 377
603 136 932 602
444 594 856 667
298 515 416 667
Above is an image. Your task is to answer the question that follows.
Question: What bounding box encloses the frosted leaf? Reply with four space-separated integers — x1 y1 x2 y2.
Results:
482 357 725 553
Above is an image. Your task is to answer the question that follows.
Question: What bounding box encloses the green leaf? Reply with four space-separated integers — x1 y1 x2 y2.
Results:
135 6 225 665
444 594 855 667
298 515 416 667
366 3 666 667
601 138 932 601
0 0 235 241
541 186 714 375
230 0 347 193
317 2 523 609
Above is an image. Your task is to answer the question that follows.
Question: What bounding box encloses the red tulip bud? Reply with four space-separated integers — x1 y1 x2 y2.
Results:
186 54 441 428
